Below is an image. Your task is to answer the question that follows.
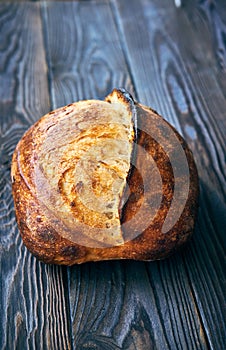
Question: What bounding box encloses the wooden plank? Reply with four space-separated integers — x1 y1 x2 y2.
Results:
0 4 71 349
79 259 209 349
42 1 210 349
113 0 226 349
41 0 134 109
67 258 208 349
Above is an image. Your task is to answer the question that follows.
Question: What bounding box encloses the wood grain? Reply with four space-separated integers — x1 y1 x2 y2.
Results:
41 0 134 109
0 1 225 349
113 0 226 349
0 4 71 349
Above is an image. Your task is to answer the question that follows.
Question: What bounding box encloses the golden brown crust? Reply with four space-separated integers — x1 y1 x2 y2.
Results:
11 89 199 265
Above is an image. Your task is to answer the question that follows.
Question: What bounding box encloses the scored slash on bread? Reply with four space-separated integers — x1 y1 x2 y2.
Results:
11 89 199 264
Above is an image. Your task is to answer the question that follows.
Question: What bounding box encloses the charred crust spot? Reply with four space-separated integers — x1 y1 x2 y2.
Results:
91 178 97 189
106 203 113 209
67 103 73 107
36 227 57 242
19 219 27 231
70 201 76 207
105 212 113 219
58 181 62 193
157 238 167 246
49 111 55 115
75 181 83 192
60 245 79 257
36 216 42 223
46 124 55 132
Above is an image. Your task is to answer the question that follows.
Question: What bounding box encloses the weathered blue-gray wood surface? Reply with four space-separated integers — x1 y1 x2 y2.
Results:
0 1 225 349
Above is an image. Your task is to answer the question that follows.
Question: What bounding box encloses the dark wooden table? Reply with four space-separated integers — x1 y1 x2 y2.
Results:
0 1 225 349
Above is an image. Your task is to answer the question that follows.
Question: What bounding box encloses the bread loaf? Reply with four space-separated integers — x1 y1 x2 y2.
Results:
11 89 199 264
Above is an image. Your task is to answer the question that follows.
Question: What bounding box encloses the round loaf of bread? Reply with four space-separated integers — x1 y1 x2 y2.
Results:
11 89 199 264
